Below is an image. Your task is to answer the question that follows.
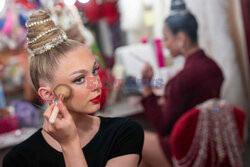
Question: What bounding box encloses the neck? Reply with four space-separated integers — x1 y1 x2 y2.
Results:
70 112 98 132
183 43 199 58
70 113 100 146
41 113 100 151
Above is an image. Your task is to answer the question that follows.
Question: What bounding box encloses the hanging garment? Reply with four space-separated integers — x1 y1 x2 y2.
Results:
171 99 245 167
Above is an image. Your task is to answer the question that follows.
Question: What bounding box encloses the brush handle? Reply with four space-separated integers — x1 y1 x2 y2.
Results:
49 102 59 124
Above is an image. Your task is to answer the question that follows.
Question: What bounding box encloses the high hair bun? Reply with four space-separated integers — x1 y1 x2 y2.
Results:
26 10 67 56
170 0 186 11
170 0 189 16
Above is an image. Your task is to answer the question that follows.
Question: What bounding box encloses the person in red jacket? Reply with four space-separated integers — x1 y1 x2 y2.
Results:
139 1 224 166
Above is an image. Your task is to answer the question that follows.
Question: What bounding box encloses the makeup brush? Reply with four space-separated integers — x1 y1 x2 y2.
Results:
49 84 72 124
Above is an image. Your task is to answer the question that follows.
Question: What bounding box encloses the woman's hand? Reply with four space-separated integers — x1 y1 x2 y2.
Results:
43 102 88 167
141 62 154 97
141 62 154 83
43 101 79 148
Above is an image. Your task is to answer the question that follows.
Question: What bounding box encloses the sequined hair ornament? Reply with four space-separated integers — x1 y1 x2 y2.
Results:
26 16 68 56
170 0 189 16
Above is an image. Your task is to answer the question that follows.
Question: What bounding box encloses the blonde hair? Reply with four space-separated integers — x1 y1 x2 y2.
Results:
26 10 82 90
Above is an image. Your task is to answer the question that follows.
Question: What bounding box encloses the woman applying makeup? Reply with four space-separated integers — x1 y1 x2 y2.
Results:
3 10 144 167
140 0 224 166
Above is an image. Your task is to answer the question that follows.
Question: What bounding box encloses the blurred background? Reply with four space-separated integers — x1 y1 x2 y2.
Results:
0 0 249 166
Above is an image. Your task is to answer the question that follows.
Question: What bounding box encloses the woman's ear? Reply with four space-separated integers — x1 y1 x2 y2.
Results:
176 32 188 53
177 32 186 44
38 87 55 104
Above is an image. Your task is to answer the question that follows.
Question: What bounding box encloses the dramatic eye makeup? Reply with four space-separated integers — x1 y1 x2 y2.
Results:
70 61 99 85
73 75 85 84
70 69 88 85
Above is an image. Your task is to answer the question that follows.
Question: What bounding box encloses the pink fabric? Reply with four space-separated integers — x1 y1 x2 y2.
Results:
141 37 148 44
154 39 165 68
0 115 19 134
1 10 13 37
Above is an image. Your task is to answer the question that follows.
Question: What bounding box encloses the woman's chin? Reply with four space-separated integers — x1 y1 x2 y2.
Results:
70 103 101 115
87 103 101 114
170 52 179 57
93 104 101 111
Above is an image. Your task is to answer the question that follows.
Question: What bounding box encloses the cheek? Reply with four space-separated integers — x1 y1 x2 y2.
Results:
164 39 175 51
164 36 173 48
72 86 90 103
168 40 179 56
66 85 90 108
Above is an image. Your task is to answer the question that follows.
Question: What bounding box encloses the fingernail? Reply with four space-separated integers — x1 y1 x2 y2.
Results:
57 101 62 106
58 101 64 108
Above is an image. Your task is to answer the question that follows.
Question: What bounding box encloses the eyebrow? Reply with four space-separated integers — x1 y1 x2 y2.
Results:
69 61 97 76
69 69 88 76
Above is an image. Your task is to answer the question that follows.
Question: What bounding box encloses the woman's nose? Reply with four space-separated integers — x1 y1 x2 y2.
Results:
86 75 102 91
92 75 102 92
96 75 102 90
163 40 168 49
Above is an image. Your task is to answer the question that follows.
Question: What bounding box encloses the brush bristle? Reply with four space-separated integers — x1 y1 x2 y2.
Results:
53 84 72 100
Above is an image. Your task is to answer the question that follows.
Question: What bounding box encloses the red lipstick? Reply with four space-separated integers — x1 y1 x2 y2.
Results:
90 95 101 104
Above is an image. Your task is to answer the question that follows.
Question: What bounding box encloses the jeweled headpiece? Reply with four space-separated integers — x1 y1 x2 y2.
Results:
170 0 189 16
26 17 68 56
